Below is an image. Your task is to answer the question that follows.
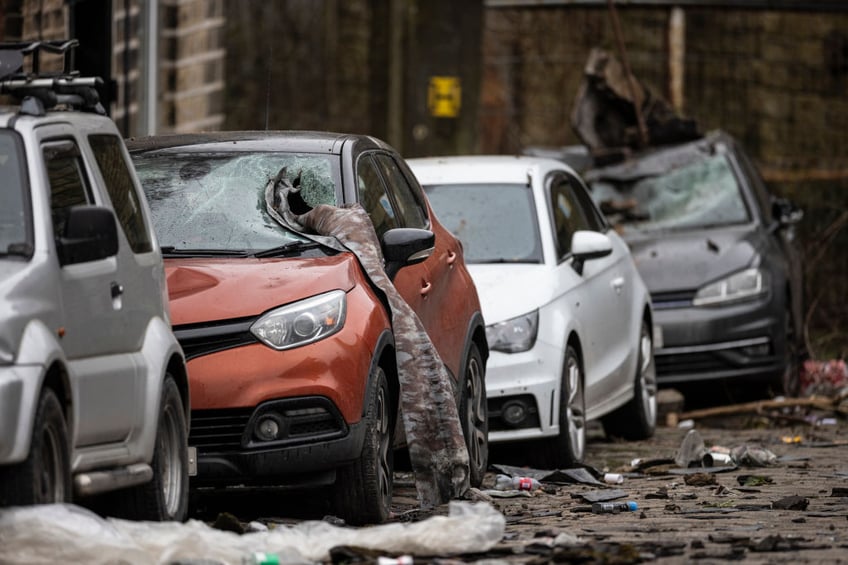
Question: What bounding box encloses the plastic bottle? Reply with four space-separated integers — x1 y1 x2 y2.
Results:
494 473 542 491
243 552 281 565
591 501 638 514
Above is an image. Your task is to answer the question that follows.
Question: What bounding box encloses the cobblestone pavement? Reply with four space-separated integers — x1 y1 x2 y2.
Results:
386 412 848 564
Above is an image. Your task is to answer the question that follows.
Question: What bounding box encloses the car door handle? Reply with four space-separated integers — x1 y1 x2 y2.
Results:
420 281 432 296
611 277 625 294
111 282 124 299
446 250 457 265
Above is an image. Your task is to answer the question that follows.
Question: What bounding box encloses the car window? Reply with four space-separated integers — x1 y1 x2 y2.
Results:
566 172 607 232
548 173 592 258
89 134 153 254
375 153 428 229
132 151 321 251
423 182 543 264
357 154 397 237
589 153 751 234
0 131 29 254
43 139 92 238
731 144 771 223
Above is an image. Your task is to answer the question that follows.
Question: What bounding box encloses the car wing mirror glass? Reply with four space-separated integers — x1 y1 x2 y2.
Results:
381 227 435 280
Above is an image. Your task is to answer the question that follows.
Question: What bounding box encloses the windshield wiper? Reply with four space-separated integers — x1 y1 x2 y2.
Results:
252 240 320 258
160 246 250 258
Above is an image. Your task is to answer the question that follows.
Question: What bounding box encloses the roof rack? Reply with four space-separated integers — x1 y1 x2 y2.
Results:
0 39 105 116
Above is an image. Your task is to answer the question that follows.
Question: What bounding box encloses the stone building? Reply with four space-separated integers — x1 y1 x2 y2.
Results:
0 0 225 136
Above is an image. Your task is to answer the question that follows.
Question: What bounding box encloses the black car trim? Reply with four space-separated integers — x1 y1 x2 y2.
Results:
656 336 770 356
174 318 257 360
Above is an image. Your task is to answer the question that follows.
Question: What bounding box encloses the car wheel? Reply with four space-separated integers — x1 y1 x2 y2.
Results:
110 374 189 521
537 344 585 469
602 319 657 440
459 342 488 488
332 364 393 525
0 388 71 507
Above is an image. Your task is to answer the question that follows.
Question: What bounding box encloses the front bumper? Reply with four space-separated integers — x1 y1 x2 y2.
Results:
652 295 784 384
485 338 563 444
0 364 41 463
189 395 367 488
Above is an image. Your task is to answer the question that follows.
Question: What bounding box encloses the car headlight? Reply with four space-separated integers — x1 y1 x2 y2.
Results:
251 290 346 350
486 310 539 353
693 268 768 307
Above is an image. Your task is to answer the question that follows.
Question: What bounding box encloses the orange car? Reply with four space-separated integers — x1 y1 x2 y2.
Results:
127 132 488 524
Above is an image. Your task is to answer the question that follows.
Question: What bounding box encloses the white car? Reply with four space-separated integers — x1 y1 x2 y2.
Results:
408 155 656 468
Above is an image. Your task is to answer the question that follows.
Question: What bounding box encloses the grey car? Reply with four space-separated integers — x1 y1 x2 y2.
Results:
583 131 805 396
0 41 190 520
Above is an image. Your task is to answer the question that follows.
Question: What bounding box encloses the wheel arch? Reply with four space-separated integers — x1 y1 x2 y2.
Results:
166 353 190 431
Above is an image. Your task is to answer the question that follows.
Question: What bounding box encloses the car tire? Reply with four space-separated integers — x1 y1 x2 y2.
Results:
602 319 657 441
459 342 488 488
110 375 189 521
0 388 71 507
536 344 585 469
332 364 393 525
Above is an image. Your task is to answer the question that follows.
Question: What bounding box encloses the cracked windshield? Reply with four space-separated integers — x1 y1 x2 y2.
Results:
133 152 338 251
590 153 750 234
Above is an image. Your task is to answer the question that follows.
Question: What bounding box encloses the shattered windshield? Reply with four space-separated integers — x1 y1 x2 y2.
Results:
132 151 339 251
588 153 750 234
0 130 30 257
423 183 543 264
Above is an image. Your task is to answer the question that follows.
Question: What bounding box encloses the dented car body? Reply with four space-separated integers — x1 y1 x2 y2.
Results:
127 132 488 525
584 131 805 394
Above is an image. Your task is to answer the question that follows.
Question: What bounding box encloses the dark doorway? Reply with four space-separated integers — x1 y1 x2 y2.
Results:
68 0 114 114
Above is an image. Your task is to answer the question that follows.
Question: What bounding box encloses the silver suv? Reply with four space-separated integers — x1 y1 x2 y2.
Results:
0 41 190 521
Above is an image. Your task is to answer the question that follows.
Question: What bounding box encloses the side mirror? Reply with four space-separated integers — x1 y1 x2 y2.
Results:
571 230 612 275
772 197 803 227
382 228 435 280
57 205 119 266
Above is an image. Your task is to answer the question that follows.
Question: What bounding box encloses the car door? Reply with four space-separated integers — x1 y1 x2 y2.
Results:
354 151 465 375
546 171 633 406
40 130 137 447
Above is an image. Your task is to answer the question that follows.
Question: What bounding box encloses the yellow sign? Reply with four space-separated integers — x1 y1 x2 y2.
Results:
428 76 461 118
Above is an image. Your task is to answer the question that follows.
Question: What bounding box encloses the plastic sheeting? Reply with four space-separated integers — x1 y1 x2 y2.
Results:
0 501 505 565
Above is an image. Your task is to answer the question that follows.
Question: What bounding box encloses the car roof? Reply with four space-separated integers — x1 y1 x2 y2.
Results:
407 154 580 185
584 130 735 182
125 130 391 155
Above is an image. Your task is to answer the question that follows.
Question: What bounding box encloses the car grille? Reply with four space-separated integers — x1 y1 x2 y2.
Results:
190 408 252 452
650 290 696 310
655 338 775 380
174 318 257 360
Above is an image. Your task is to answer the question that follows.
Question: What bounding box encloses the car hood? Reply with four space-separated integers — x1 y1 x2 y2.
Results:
624 225 762 293
165 253 358 325
467 263 552 325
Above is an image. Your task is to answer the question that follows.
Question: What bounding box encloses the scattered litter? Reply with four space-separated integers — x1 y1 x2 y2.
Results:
677 419 695 429
603 473 624 484
0 501 506 564
781 435 803 444
493 474 542 492
731 445 778 467
674 429 707 468
591 501 638 514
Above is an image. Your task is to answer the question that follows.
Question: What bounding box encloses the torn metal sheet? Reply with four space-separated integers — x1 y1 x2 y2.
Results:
265 171 470 508
571 47 700 159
